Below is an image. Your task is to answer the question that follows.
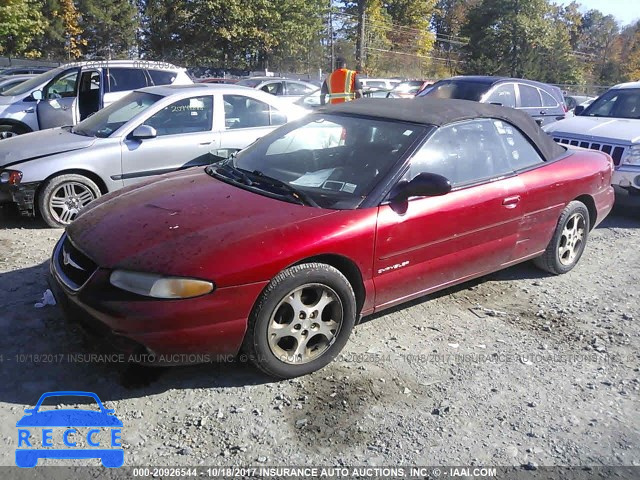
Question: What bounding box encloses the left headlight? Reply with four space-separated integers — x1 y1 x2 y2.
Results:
0 170 23 185
109 270 214 299
621 144 640 166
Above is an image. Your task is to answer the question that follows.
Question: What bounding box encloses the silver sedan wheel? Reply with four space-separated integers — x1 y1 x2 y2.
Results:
48 181 97 225
0 130 18 140
267 283 343 365
558 212 586 266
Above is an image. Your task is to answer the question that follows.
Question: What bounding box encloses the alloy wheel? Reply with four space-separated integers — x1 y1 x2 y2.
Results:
49 182 97 225
267 283 343 365
0 130 18 140
558 212 586 266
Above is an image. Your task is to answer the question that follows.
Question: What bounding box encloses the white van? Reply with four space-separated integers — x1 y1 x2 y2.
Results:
0 60 192 139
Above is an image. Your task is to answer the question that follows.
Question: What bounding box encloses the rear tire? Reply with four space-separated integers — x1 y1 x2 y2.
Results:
533 200 590 275
38 174 101 228
242 263 357 378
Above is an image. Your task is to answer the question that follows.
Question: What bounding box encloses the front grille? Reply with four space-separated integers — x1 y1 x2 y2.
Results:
553 136 626 166
55 235 97 290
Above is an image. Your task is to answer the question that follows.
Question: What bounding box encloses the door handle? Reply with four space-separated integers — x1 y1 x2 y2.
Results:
199 141 212 146
22 107 35 113
502 195 521 208
539 110 546 115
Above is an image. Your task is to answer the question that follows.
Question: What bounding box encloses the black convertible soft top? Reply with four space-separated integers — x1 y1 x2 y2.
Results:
321 97 566 162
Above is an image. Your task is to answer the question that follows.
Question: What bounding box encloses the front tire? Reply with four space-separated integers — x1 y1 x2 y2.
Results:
242 263 357 378
0 124 26 140
38 174 101 228
533 200 590 275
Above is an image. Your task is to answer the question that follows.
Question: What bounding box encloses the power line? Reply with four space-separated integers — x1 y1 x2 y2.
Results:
364 46 465 64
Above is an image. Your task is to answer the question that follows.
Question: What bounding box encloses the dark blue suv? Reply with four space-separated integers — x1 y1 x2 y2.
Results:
417 76 566 126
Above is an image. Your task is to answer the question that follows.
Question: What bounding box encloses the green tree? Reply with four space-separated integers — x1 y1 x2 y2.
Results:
36 0 86 60
78 0 138 58
0 0 46 58
537 4 582 85
577 10 620 84
461 0 553 78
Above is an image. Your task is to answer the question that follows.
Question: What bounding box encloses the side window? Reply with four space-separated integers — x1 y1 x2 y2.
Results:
143 96 213 136
286 82 314 95
104 68 148 93
44 69 79 99
518 84 542 108
541 89 558 107
148 70 177 86
409 119 512 187
223 94 282 129
492 120 544 170
260 82 283 95
485 84 516 108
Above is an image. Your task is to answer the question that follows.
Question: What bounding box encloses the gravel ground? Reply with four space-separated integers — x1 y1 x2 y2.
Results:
0 200 639 471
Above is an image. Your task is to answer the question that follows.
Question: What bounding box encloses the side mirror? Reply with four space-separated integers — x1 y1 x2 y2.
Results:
131 125 157 140
389 172 452 204
574 105 585 115
31 90 43 101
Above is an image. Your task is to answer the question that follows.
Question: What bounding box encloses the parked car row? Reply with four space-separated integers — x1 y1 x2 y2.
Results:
0 83 305 227
0 60 192 139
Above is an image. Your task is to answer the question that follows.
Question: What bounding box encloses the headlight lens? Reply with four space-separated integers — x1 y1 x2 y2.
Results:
109 270 214 299
622 145 640 166
0 170 23 185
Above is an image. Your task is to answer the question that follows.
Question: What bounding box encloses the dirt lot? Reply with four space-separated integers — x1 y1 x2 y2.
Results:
0 200 639 472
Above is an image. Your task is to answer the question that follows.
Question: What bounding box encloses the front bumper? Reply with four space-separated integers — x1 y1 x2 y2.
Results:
0 181 38 216
612 166 640 191
49 236 268 362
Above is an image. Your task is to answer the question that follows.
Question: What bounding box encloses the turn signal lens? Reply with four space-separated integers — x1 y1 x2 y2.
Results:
110 270 214 299
0 170 23 185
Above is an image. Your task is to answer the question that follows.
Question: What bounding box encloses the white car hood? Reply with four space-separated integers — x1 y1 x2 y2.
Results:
0 127 96 168
544 116 640 144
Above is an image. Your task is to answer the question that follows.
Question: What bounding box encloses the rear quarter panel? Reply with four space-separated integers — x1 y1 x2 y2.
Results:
513 148 613 259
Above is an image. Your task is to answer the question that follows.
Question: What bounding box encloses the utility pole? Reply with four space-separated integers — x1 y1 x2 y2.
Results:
355 1 366 71
329 0 335 71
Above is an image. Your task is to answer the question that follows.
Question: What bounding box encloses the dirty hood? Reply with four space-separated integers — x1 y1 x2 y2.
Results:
0 127 96 168
67 168 336 275
544 116 640 144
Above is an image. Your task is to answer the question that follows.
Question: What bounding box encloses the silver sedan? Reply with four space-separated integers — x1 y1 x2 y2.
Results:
0 84 307 227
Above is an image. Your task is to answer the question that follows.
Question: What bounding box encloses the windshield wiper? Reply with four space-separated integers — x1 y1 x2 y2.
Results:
206 163 253 185
249 170 319 207
71 126 94 137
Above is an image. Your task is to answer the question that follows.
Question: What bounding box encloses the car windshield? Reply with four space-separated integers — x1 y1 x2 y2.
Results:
72 91 162 138
393 81 423 93
417 80 489 101
236 78 263 88
581 88 640 119
0 67 64 96
210 114 425 209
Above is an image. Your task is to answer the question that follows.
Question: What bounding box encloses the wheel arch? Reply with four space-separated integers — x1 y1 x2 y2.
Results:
38 168 109 196
0 119 33 134
574 194 596 231
292 254 367 317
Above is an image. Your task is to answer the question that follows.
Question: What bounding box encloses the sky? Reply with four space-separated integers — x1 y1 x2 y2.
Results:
556 0 640 26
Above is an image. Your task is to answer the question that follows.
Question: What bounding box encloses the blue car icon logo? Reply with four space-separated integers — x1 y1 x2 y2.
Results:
15 391 124 468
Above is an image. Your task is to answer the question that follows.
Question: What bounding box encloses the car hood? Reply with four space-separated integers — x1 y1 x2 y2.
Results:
16 410 123 427
67 169 337 278
0 127 96 168
544 116 640 144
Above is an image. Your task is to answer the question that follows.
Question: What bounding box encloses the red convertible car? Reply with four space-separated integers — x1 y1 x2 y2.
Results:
49 98 614 378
